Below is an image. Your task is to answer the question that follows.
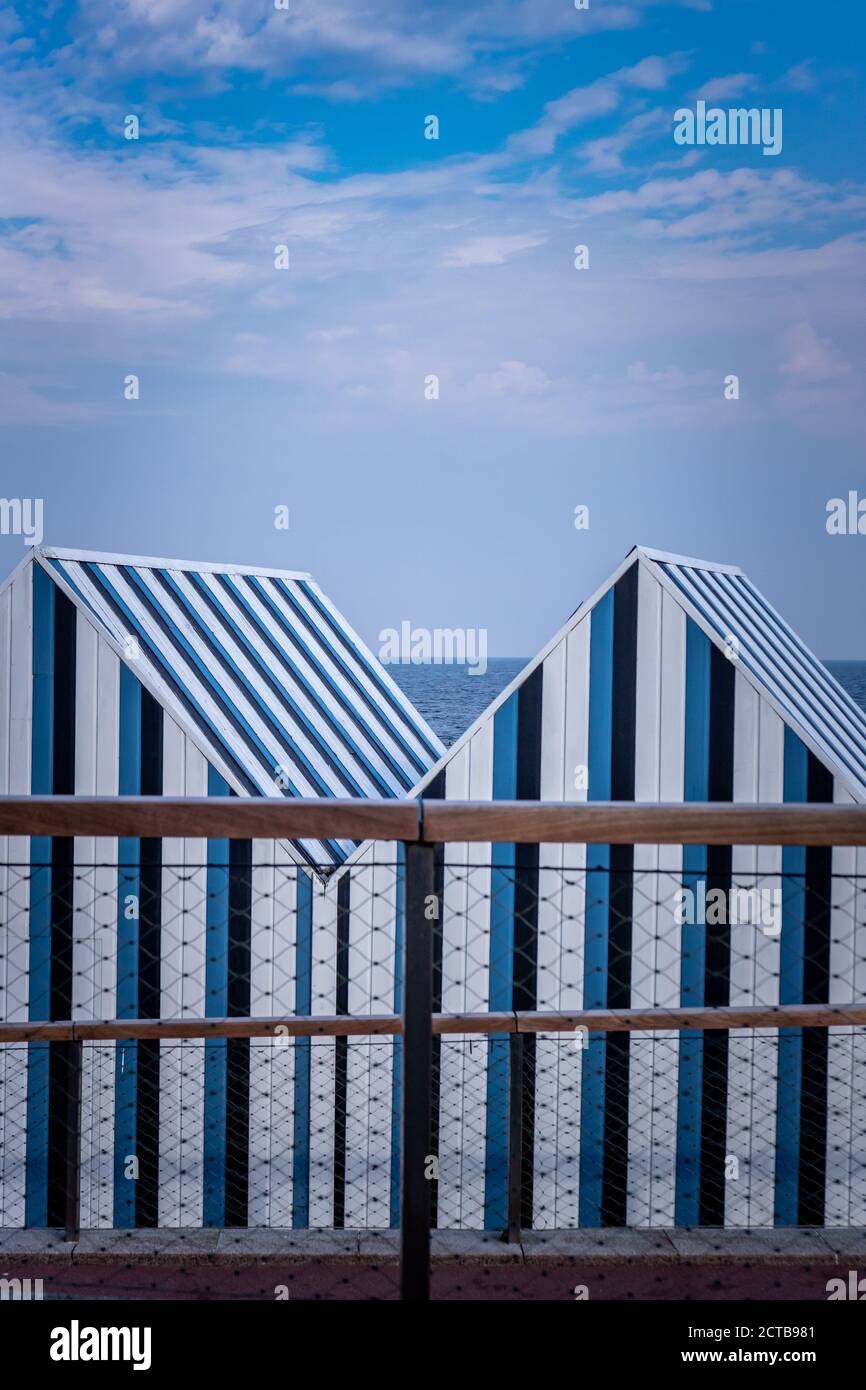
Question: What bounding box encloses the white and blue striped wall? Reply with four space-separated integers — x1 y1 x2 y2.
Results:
0 553 439 1230
329 546 866 1230
3 545 866 1231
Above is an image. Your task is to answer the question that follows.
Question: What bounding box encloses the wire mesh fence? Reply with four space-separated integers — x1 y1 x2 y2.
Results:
1 808 865 1299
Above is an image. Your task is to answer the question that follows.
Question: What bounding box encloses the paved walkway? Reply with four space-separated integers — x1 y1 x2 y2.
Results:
2 1227 863 1299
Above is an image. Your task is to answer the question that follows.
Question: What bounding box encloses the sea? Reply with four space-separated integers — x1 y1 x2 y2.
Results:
392 658 866 749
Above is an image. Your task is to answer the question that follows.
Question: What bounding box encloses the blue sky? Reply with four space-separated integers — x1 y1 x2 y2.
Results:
0 0 864 657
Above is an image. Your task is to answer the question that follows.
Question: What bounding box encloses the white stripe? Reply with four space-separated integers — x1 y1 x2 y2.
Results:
646 586 686 1227
267 840 297 1227
263 576 429 784
345 843 397 1227
220 574 409 794
533 639 567 1231
725 670 760 1229
680 565 865 799
105 567 339 861
284 579 441 766
41 548 311 581
304 579 443 755
553 616 591 1228
440 723 493 1229
158 715 189 1225
746 700 784 1227
308 877 337 1226
826 786 856 1226
137 568 328 802
437 742 471 1229
852 840 866 1224
0 580 10 1223
1 567 32 1226
248 840 277 1227
74 625 119 1227
628 566 664 1227
169 569 377 801
738 574 866 770
714 572 866 793
81 563 273 798
156 726 208 1227
178 742 208 1228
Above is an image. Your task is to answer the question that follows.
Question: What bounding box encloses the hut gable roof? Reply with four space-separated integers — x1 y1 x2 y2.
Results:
350 545 866 837
642 546 866 803
32 547 444 868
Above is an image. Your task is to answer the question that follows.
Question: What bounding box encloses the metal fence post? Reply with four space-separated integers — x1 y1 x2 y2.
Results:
505 1031 524 1244
400 840 436 1301
64 1038 83 1242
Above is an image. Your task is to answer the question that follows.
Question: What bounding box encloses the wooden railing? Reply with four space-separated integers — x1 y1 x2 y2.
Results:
2 795 866 843
2 1002 866 1045
3 793 866 1298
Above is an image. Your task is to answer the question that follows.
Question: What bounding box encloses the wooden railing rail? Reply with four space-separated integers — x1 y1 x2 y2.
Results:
2 1002 866 1044
2 796 866 845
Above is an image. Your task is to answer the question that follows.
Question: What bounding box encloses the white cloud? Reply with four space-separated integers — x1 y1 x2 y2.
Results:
0 45 863 440
778 323 851 382
442 233 545 268
779 60 817 92
580 109 667 173
0 370 104 425
293 81 366 102
508 54 689 158
576 168 866 243
52 0 653 95
463 360 552 400
694 73 756 102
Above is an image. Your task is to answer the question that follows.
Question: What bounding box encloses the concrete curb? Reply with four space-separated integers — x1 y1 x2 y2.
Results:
1 1227 864 1267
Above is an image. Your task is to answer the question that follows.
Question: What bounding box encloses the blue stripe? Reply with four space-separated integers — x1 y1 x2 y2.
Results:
483 694 518 1230
119 568 327 802
25 564 54 1228
674 619 711 1226
113 664 142 1227
78 564 265 798
251 576 424 786
48 559 103 623
579 591 614 1227
292 579 439 766
774 727 808 1226
203 766 231 1227
118 566 345 865
740 574 866 755
214 574 404 797
83 561 339 867
153 568 368 802
663 562 866 795
272 575 430 783
389 843 405 1228
687 568 866 795
292 869 313 1227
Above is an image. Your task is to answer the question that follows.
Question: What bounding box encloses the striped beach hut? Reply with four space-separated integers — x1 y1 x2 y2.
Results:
2 542 865 1233
330 544 866 1232
0 546 442 1229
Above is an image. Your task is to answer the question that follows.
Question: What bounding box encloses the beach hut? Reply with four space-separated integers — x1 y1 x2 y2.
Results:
331 544 866 1232
0 546 442 1228
1 543 864 1233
